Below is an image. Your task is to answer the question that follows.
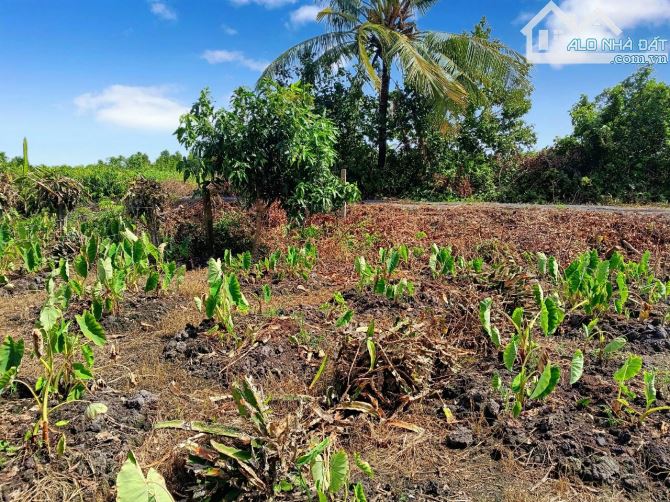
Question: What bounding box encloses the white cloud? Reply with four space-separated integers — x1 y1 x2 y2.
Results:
231 0 297 9
74 85 187 131
289 5 321 27
201 49 269 72
558 0 670 29
513 11 535 26
222 24 238 35
149 2 177 21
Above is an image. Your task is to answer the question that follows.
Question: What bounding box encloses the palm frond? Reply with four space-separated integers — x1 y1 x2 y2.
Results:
331 0 364 16
317 7 359 31
423 32 529 92
260 31 354 83
408 0 440 15
314 41 358 72
387 30 467 105
356 22 395 88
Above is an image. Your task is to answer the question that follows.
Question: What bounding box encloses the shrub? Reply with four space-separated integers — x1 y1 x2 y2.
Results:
77 169 133 201
213 212 255 256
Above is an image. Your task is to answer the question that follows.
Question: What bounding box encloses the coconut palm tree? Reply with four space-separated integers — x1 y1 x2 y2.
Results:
262 0 528 176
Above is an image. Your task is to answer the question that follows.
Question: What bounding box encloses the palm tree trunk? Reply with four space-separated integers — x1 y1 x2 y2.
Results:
374 60 391 178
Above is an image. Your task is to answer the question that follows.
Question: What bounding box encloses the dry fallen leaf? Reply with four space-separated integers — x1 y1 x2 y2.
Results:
386 419 425 434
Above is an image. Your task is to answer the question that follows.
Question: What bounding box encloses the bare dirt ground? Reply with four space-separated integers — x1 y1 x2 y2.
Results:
1 202 670 501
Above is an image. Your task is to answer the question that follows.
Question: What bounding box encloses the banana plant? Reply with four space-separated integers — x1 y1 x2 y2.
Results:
157 377 372 501
155 377 273 499
195 258 249 334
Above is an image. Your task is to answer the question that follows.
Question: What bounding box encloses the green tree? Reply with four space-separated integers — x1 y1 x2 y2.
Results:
153 150 183 172
263 0 527 177
570 66 670 200
440 20 536 198
174 92 222 254
126 152 150 171
280 55 378 191
512 67 670 204
176 81 359 251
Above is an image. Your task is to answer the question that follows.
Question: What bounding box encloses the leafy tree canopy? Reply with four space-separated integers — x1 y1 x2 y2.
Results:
176 80 360 223
569 66 670 198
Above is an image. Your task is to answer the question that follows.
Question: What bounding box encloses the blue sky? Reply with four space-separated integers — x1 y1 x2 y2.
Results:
0 0 668 165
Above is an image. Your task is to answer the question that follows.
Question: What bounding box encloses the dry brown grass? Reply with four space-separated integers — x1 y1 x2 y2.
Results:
3 204 670 501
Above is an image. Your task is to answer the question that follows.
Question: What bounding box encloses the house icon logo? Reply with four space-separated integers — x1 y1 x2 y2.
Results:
521 1 623 64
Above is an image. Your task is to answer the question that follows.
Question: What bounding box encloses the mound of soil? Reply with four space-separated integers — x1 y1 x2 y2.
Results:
162 316 325 388
0 387 158 501
0 272 47 297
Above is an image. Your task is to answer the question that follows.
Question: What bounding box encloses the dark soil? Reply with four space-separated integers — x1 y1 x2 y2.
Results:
0 387 158 501
162 314 327 388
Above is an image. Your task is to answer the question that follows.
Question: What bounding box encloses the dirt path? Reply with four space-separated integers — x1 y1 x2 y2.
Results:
361 200 670 216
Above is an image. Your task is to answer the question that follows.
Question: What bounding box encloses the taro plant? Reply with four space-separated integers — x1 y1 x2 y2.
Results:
256 284 272 315
536 252 560 283
72 228 183 316
578 317 626 363
429 244 456 278
0 282 107 449
285 243 318 280
254 249 282 278
116 451 175 502
612 356 670 422
138 233 185 294
0 218 17 284
195 258 249 335
19 240 44 273
321 292 354 328
563 250 613 314
222 249 253 276
291 438 372 501
355 246 414 302
623 250 670 308
480 289 564 417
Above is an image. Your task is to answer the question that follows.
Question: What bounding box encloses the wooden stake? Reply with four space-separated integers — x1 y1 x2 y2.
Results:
340 168 347 220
